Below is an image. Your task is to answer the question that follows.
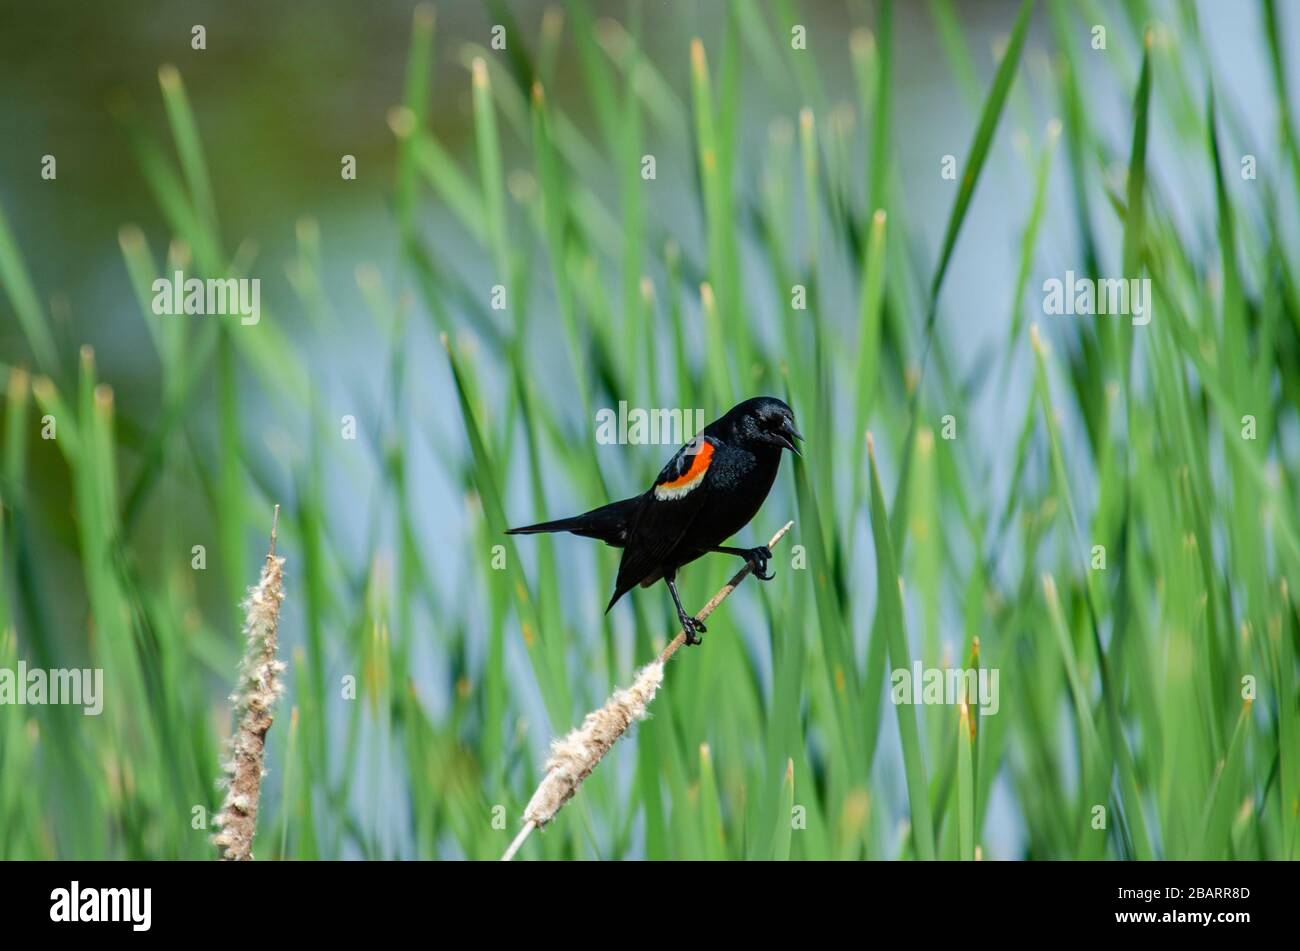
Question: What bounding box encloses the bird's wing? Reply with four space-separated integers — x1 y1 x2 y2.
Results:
606 434 720 610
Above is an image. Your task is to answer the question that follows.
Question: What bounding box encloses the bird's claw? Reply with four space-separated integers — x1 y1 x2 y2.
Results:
681 615 707 646
747 545 775 581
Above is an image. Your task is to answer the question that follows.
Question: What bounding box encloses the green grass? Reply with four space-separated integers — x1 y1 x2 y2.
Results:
0 0 1298 861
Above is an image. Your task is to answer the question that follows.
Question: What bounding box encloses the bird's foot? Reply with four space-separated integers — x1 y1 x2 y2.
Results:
680 614 707 646
745 545 775 580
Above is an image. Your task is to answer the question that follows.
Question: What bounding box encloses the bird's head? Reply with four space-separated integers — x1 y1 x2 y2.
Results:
719 396 803 456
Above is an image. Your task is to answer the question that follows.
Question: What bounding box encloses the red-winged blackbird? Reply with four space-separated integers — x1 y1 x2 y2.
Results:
507 397 802 645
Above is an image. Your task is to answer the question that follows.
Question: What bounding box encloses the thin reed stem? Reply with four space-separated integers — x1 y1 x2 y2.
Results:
501 520 795 860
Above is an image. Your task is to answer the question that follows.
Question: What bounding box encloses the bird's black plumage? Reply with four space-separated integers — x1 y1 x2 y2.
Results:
507 397 801 644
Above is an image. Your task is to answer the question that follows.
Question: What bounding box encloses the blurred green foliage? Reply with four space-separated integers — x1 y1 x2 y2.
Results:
1 0 1298 860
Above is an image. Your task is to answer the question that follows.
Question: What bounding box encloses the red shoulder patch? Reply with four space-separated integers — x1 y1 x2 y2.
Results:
654 440 714 499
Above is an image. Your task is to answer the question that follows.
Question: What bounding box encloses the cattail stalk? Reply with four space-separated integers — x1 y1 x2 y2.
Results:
212 506 287 861
502 520 794 860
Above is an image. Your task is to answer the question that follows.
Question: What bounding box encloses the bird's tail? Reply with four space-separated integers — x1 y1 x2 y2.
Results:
506 495 641 548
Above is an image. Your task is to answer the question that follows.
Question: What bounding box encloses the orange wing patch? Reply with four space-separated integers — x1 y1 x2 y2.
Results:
654 440 714 500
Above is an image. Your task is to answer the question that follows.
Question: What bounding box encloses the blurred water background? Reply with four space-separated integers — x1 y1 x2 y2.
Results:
2 0 1297 857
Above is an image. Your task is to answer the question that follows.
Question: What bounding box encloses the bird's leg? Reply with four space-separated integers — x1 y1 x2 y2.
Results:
710 545 775 581
665 572 706 646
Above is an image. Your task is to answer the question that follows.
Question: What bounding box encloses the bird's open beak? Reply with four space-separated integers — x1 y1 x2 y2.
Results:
778 418 804 456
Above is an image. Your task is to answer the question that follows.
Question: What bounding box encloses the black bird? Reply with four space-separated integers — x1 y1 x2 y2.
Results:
507 397 802 645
